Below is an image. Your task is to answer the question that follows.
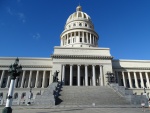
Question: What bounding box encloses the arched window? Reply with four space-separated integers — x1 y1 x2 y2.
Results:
79 23 82 26
76 32 78 36
85 23 87 27
73 23 76 26
21 92 26 99
36 92 41 95
14 93 18 99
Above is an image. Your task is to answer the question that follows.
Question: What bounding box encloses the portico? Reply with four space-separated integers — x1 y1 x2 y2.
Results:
61 64 104 86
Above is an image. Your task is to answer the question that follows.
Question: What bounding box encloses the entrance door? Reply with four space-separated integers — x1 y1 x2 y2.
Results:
73 77 77 86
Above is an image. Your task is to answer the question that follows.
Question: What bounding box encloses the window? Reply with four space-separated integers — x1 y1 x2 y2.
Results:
21 93 26 99
84 37 87 43
76 32 78 36
80 38 82 42
80 32 82 36
73 23 76 26
79 23 82 26
68 39 70 44
85 23 87 27
14 93 18 99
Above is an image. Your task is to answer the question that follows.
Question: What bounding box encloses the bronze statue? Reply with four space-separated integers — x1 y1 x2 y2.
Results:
53 70 59 82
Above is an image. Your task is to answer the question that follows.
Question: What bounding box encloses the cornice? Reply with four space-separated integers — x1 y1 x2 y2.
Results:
0 65 52 68
113 67 150 70
51 54 113 60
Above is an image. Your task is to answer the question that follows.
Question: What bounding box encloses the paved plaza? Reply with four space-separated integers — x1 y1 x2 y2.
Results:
0 106 149 113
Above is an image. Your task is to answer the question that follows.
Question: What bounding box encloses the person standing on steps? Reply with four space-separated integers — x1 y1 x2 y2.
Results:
148 99 150 110
141 100 145 112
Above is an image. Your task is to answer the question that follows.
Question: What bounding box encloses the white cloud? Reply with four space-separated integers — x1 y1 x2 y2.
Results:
17 12 26 23
33 33 41 40
17 0 21 2
6 7 14 15
6 7 26 23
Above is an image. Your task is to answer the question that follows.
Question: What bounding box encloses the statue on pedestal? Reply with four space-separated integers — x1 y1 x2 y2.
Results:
53 70 59 82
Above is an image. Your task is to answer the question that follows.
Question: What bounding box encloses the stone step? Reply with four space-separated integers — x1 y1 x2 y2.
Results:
56 86 130 105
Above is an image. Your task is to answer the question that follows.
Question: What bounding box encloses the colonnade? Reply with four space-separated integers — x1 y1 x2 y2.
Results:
61 31 98 46
62 64 104 86
115 71 150 88
0 70 52 88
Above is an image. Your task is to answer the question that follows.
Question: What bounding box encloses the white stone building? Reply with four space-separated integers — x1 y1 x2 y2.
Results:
0 6 150 105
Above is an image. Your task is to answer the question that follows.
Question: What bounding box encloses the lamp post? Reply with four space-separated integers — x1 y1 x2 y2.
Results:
2 58 22 113
27 84 32 105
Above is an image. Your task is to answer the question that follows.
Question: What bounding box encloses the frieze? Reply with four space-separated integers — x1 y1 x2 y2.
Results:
51 54 113 60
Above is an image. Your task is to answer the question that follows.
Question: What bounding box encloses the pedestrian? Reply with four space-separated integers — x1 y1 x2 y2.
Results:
141 100 145 112
148 99 150 110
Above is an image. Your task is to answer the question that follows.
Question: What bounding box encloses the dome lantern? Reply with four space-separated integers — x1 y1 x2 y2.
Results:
76 5 82 11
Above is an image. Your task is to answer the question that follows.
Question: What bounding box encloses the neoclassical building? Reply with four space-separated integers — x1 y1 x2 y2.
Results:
0 6 150 105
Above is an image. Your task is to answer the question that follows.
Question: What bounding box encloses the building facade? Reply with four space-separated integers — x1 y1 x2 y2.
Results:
0 6 150 105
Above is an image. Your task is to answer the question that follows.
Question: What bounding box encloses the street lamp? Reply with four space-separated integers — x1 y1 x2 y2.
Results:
27 84 32 105
2 58 22 113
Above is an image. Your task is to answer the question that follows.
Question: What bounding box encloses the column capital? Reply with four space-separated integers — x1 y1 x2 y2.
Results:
99 65 103 67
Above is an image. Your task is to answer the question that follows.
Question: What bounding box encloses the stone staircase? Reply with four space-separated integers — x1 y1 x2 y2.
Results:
56 86 130 105
34 82 58 106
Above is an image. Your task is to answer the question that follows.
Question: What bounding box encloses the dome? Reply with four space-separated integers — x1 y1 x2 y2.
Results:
66 6 92 24
60 6 99 48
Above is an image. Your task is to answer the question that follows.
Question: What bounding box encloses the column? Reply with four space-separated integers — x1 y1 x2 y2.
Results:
140 72 144 88
42 71 46 88
82 32 84 42
78 31 80 43
93 35 94 44
145 72 150 88
70 32 72 44
28 71 32 88
77 65 80 86
134 72 139 88
85 65 88 86
62 65 65 85
49 71 52 85
35 71 39 88
6 76 11 88
90 33 92 44
92 65 96 86
100 65 103 86
21 71 26 88
67 34 68 44
122 72 126 87
0 70 5 87
61 37 63 46
86 32 88 43
128 72 133 88
70 65 73 86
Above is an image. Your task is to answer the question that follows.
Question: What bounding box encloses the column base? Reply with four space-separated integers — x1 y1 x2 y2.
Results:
2 107 12 113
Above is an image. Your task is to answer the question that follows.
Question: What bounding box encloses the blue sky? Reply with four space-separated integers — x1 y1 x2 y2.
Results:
0 0 150 60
